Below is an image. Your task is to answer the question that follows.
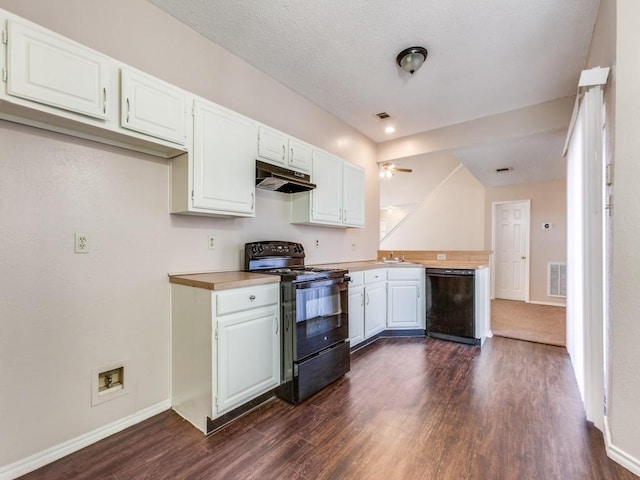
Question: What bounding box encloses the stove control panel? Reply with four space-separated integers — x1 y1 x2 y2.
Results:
245 241 305 259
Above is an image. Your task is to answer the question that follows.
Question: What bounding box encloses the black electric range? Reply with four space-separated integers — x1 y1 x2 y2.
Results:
244 241 350 403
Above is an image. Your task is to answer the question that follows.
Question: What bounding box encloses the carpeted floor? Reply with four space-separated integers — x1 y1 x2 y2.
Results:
491 299 566 347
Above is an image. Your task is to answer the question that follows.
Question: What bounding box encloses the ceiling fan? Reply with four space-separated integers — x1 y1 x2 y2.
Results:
379 162 413 178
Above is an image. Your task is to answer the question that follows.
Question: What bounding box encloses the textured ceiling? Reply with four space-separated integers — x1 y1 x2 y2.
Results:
454 129 567 187
148 0 599 143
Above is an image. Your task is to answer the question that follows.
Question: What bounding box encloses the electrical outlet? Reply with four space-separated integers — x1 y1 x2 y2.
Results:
351 243 357 251
75 233 89 253
208 235 216 250
315 240 319 248
436 253 446 261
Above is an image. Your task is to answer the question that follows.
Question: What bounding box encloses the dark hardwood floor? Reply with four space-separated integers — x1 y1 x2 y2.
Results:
20 337 636 479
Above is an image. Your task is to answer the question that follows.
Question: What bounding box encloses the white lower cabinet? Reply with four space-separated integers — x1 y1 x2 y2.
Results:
349 270 388 347
171 282 280 434
387 268 425 329
358 269 388 343
216 304 280 414
347 272 365 346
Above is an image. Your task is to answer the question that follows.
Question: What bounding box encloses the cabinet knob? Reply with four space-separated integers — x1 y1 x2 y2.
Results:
249 295 256 300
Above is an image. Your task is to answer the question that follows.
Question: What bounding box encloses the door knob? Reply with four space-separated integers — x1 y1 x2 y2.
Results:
521 256 526 260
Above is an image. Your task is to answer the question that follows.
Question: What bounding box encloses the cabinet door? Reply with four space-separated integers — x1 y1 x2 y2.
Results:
348 285 365 347
288 138 312 173
310 149 343 224
342 162 365 227
364 281 387 338
193 100 257 215
7 19 110 119
258 125 287 166
216 307 280 415
387 281 422 328
121 68 186 145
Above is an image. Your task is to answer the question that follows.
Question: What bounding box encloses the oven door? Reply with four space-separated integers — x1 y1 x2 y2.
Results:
294 277 348 360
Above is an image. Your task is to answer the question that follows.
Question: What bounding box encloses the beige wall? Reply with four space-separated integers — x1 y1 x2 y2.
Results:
0 0 378 469
485 180 567 305
381 165 485 250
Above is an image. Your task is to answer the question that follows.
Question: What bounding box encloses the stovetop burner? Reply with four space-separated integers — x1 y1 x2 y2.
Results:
244 241 347 282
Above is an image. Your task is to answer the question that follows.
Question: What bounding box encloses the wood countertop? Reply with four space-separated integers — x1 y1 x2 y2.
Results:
170 251 490 291
169 271 281 291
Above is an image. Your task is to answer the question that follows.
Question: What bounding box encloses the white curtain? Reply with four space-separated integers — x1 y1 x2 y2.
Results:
565 72 607 431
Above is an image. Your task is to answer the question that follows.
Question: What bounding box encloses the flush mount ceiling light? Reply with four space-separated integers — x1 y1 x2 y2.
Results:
396 46 428 75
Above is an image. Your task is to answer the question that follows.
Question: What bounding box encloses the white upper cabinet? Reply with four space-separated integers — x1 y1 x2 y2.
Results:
0 10 187 158
310 149 343 224
257 125 287 166
342 161 365 227
257 125 312 173
189 99 257 216
120 67 187 145
287 137 312 173
291 148 365 228
6 18 110 120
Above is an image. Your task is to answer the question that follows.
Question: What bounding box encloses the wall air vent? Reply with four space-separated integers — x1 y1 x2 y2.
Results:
548 262 567 298
375 112 391 119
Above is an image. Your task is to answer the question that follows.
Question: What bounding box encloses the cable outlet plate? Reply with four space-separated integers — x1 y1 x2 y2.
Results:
75 233 89 253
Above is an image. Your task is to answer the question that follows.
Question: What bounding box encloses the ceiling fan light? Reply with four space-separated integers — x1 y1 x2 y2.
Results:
396 46 428 75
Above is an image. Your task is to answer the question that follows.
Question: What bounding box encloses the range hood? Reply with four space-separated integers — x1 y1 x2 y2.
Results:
255 160 316 193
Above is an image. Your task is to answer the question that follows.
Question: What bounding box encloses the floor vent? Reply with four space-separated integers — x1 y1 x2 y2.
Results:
548 262 567 297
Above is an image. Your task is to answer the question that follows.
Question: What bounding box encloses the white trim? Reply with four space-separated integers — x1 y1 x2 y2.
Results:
604 416 640 476
529 300 567 308
578 66 611 87
563 67 610 156
0 400 171 480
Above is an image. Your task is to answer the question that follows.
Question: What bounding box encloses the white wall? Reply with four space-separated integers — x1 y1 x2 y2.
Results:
608 0 640 469
0 0 378 470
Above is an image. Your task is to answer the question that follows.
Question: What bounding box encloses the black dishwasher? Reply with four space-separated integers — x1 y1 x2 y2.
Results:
426 268 478 345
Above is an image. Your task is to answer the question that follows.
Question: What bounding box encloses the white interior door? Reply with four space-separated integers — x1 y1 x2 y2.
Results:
494 201 530 301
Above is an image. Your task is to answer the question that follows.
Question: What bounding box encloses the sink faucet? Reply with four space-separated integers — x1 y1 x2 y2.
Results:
401 252 405 262
390 251 394 261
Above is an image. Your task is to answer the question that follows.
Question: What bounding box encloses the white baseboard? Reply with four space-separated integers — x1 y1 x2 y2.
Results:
528 300 567 307
0 399 171 480
604 416 640 476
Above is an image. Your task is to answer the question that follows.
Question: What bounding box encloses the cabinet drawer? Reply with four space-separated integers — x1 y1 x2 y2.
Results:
364 269 386 284
216 284 279 316
347 271 364 287
387 267 425 281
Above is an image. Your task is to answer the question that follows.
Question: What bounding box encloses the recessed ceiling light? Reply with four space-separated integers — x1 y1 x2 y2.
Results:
385 126 396 134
